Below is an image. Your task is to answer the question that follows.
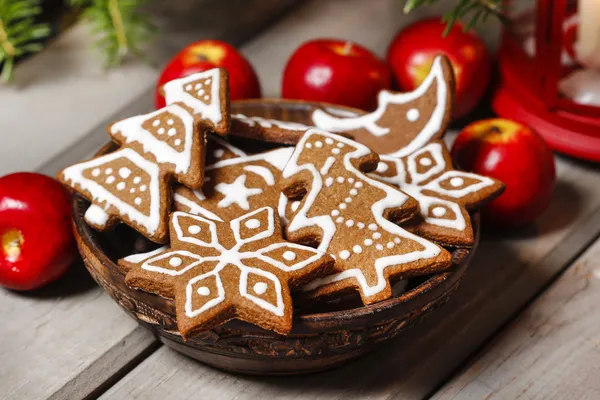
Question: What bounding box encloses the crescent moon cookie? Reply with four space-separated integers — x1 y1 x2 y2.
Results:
59 68 231 243
280 129 453 305
123 207 334 337
373 141 505 247
310 55 455 158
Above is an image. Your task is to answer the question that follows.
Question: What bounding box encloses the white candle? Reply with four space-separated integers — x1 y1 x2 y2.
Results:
578 0 600 69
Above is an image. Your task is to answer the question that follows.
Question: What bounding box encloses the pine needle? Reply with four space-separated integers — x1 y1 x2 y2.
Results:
0 0 50 83
401 0 507 35
71 0 155 68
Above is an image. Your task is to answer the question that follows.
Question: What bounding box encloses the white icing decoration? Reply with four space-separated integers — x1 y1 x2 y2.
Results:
245 218 261 229
376 244 384 250
163 69 224 127
394 238 401 244
311 56 449 157
92 168 100 177
339 250 351 260
233 113 311 131
336 217 344 223
117 182 126 190
134 197 142 205
353 245 362 254
253 282 268 295
105 168 113 174
372 232 382 239
376 162 388 174
364 239 373 246
214 149 225 158
109 104 195 176
283 251 296 261
368 223 377 231
169 257 183 267
188 225 201 234
291 201 301 212
325 177 334 187
336 177 344 183
432 207 447 217
350 189 358 196
407 108 420 122
339 203 347 210
320 156 336 175
106 176 115 184
332 148 341 155
357 222 365 229
419 157 432 166
323 107 359 117
331 210 339 217
386 242 394 249
345 219 354 227
85 204 109 227
215 175 262 210
140 185 147 191
62 148 162 234
197 287 211 296
450 177 464 187
325 138 334 144
122 245 168 264
315 141 323 148
243 165 275 186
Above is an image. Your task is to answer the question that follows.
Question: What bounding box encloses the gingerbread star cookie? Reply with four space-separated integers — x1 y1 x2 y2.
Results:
310 55 455 158
373 141 505 246
124 207 334 336
281 129 452 305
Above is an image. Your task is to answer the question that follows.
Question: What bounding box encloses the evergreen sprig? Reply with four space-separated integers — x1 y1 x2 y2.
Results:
402 0 507 35
70 0 154 68
0 0 50 82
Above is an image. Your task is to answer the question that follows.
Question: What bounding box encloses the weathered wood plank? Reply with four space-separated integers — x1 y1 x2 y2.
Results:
433 230 600 400
0 2 300 399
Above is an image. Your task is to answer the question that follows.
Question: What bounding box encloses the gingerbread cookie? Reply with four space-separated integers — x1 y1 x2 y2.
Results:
205 135 247 165
163 68 231 135
124 207 334 336
281 129 452 305
174 147 294 222
231 113 312 144
373 141 504 246
311 55 455 158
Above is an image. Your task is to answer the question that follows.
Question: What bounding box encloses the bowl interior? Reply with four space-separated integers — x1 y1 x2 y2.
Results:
73 99 477 333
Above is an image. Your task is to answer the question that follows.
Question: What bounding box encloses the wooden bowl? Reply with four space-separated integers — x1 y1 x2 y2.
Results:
73 100 478 375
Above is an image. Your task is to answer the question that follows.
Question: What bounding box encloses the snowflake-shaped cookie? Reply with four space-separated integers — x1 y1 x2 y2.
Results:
373 141 504 246
124 207 333 337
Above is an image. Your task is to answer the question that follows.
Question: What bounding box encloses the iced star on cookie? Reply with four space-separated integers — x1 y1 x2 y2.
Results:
174 147 294 222
214 175 263 210
281 129 452 305
123 207 334 337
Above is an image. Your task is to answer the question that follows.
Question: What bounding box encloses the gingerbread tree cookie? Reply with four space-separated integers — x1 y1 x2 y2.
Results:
373 141 504 246
310 55 455 158
281 129 452 305
124 207 334 337
59 69 231 243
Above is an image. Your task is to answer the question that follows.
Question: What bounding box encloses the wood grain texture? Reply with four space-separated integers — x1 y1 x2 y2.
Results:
99 154 600 400
433 232 600 400
0 1 299 399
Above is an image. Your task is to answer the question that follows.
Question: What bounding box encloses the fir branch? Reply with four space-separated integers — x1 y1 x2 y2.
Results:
71 0 155 68
0 0 50 83
402 0 507 35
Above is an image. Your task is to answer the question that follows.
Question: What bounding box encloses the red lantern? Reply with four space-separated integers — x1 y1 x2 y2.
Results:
493 0 600 162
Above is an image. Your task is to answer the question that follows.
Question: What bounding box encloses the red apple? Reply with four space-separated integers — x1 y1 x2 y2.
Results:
282 39 391 110
452 119 556 227
0 173 77 290
155 40 261 109
387 18 492 119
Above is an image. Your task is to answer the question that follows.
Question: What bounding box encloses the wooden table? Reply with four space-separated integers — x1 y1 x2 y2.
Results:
2 1 600 399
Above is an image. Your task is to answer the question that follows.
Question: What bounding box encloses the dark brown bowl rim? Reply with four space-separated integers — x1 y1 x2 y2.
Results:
72 99 477 333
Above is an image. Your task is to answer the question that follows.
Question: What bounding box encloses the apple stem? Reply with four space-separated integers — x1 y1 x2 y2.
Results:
343 41 353 55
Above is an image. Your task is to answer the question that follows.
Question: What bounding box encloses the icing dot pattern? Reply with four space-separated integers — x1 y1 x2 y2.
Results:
142 109 186 152
184 77 213 105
